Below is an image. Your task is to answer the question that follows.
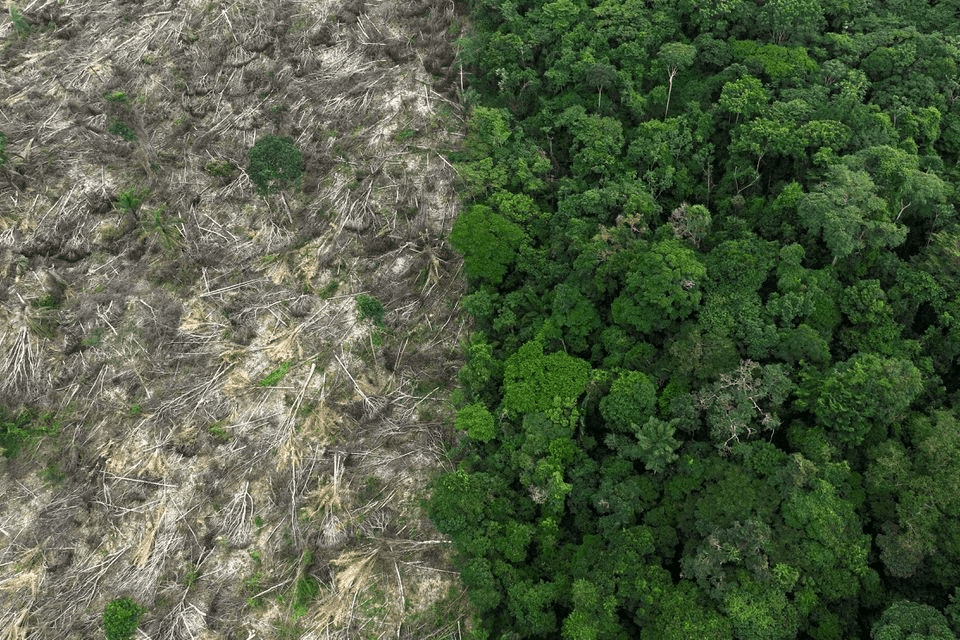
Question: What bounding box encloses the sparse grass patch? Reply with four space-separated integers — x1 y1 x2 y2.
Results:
82 328 105 348
243 571 266 608
205 159 236 178
183 566 202 588
356 294 385 326
9 7 31 39
40 461 65 486
395 127 417 142
208 422 231 443
358 475 384 502
31 293 62 310
318 280 340 298
259 361 291 387
406 584 470 638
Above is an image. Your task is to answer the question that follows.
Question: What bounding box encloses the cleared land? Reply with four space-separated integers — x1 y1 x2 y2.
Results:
0 0 469 637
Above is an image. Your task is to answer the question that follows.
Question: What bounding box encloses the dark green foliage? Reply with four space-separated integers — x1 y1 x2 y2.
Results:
599 370 656 433
0 130 7 167
103 597 144 640
808 353 922 445
245 135 303 195
116 186 149 212
867 411 960 582
455 402 496 443
871 601 957 640
430 0 960 636
610 238 706 336
502 338 591 416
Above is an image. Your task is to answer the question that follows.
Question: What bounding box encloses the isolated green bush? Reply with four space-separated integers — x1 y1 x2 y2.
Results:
103 597 143 640
246 135 303 195
108 119 137 142
0 131 7 166
356 294 385 325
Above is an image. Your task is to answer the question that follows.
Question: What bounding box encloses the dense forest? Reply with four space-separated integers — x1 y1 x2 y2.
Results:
428 0 960 638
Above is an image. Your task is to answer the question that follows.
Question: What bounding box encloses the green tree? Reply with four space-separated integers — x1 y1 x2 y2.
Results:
449 204 527 287
762 0 825 45
599 370 657 433
697 360 794 453
544 282 603 355
502 338 591 416
611 238 706 336
456 402 497 443
807 353 923 446
669 202 713 248
557 106 625 182
797 164 907 264
718 75 769 123
872 601 957 640
658 42 697 117
606 416 682 474
867 411 960 582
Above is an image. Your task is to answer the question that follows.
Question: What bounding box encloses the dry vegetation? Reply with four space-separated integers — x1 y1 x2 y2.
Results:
0 0 470 637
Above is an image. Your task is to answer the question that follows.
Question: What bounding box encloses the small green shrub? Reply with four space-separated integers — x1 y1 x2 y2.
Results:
31 293 61 310
246 135 303 195
356 295 385 325
183 567 202 588
102 597 143 640
108 118 137 142
141 206 183 249
104 90 129 105
0 131 7 167
292 573 319 619
243 571 265 607
116 186 149 212
40 462 65 486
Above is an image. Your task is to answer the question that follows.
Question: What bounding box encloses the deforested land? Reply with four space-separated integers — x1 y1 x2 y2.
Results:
0 0 470 638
